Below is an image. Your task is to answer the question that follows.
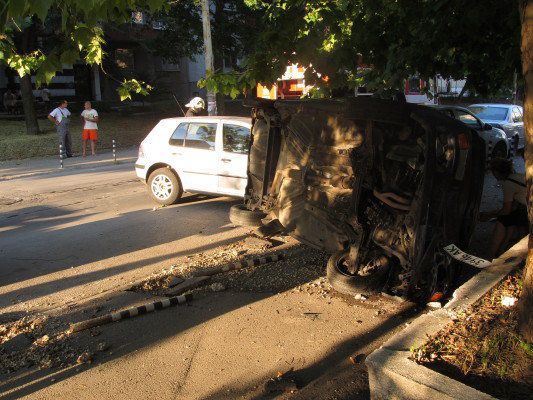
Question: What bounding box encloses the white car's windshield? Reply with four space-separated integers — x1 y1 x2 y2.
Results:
469 106 508 121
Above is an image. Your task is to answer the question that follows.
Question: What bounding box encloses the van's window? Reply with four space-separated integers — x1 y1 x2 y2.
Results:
223 124 250 154
169 123 188 146
184 123 217 150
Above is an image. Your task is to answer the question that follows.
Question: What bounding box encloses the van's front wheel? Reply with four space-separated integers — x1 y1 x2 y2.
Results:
229 204 266 227
148 168 182 205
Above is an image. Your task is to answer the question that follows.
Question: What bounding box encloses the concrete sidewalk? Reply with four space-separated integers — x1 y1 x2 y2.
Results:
0 147 138 181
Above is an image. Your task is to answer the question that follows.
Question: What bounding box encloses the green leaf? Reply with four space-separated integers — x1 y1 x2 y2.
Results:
146 0 166 11
117 85 131 101
8 0 28 19
30 0 53 22
60 48 80 65
229 87 240 99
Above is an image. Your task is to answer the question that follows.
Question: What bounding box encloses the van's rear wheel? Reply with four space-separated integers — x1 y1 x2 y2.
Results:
229 204 266 227
326 250 389 296
148 168 182 205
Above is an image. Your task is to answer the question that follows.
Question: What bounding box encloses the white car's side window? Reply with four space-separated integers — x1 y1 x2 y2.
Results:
169 123 188 146
223 124 250 154
184 123 217 151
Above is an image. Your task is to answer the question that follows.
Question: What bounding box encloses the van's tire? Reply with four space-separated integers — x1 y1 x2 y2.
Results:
148 168 183 206
326 250 387 296
229 204 266 227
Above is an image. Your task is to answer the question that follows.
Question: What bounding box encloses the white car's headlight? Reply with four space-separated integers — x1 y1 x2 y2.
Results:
138 144 145 159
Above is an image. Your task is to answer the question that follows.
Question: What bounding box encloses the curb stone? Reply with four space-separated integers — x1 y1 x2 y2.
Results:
365 235 528 400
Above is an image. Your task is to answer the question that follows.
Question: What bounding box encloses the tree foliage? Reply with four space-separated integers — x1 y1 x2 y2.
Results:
150 0 203 64
154 0 263 100
205 0 521 98
0 0 166 98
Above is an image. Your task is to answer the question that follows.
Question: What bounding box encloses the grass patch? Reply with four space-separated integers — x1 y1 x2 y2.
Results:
0 112 169 161
413 270 533 400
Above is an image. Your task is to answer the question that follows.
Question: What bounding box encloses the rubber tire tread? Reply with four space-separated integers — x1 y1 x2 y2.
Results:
326 250 384 296
229 204 266 227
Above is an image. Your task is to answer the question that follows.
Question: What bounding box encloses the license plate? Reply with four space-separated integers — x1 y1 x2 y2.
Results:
443 244 491 268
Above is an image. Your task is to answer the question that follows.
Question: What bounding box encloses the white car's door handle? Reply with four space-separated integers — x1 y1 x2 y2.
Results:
172 152 182 155
221 158 231 162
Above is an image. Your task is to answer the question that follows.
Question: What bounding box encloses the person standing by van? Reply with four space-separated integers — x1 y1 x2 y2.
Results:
480 158 527 259
80 101 99 156
48 100 73 157
185 97 206 116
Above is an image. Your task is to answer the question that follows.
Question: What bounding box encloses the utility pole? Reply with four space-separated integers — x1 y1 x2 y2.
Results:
201 0 217 116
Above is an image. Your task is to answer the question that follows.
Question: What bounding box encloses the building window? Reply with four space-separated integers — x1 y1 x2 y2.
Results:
115 49 134 70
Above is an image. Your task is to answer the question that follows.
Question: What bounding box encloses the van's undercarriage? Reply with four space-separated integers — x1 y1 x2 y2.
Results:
242 98 485 301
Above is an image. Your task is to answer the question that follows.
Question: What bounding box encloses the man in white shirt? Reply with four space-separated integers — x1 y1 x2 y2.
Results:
80 101 99 156
48 100 73 157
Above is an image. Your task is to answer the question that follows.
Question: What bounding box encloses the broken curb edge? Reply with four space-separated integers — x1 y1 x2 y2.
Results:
365 235 528 400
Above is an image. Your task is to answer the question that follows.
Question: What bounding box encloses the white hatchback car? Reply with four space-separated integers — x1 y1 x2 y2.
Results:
135 116 252 205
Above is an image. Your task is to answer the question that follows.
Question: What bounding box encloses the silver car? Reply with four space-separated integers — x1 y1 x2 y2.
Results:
469 103 524 151
432 105 510 159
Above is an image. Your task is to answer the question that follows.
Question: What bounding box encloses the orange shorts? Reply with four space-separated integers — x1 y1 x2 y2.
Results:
82 129 98 140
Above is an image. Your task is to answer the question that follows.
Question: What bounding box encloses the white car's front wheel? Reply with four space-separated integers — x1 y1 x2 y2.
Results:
148 168 183 205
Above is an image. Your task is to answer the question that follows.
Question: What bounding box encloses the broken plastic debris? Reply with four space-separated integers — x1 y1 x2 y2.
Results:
427 301 442 309
429 292 443 302
501 296 517 307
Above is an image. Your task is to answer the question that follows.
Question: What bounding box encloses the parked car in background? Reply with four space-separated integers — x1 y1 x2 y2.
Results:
135 116 252 205
469 104 524 152
430 105 509 159
238 98 485 302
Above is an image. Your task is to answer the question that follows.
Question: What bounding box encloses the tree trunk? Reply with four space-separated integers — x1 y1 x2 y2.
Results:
213 0 225 116
201 0 217 116
20 74 40 135
518 0 533 343
18 21 40 135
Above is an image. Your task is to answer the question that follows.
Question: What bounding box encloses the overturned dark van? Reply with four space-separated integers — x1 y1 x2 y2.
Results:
232 98 485 302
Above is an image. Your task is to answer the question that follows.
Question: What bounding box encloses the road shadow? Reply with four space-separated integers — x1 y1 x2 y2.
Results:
200 303 419 400
0 195 242 302
0 246 334 399
0 283 418 400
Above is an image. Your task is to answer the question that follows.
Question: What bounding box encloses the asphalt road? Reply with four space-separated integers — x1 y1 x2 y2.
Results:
0 162 249 315
0 160 415 400
0 155 506 400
